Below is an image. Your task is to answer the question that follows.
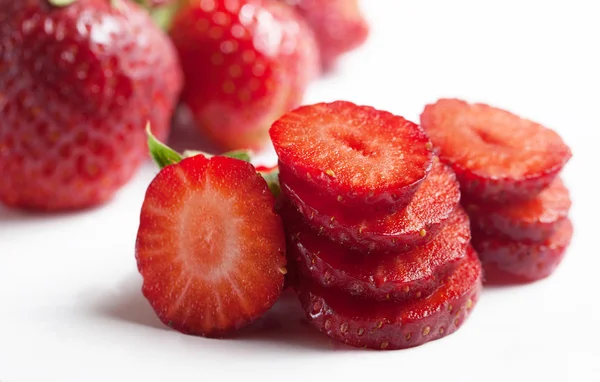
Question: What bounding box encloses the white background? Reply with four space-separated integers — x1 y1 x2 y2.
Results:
1 0 599 381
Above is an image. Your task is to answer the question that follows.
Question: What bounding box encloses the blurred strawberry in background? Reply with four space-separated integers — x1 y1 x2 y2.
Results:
168 0 320 150
0 0 369 211
282 0 369 71
0 0 182 211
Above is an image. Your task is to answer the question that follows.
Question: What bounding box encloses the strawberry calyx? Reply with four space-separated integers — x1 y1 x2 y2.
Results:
259 167 281 197
146 124 182 169
146 124 280 195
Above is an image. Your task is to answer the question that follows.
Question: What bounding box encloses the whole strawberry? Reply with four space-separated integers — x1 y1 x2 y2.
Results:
284 0 369 70
169 0 319 150
0 0 182 211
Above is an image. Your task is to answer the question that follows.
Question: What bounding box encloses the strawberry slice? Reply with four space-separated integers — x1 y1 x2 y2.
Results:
296 247 482 350
280 159 460 253
136 152 286 337
420 99 572 203
465 178 571 243
271 101 434 214
473 219 573 284
285 206 471 302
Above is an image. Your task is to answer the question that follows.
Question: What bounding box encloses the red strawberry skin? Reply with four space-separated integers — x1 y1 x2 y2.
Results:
285 206 471 302
464 178 571 243
296 247 482 350
136 155 286 337
283 0 369 70
0 0 182 211
271 101 434 214
421 99 572 203
473 219 573 284
280 159 459 253
169 0 319 150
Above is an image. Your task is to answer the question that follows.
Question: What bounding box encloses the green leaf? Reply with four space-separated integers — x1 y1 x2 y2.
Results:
222 150 252 163
259 168 280 198
146 123 182 169
48 0 76 6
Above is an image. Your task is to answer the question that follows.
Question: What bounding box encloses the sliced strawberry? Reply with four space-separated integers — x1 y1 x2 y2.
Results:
136 155 286 337
296 247 482 350
280 159 460 253
285 206 471 302
271 101 434 214
465 178 571 243
473 219 572 284
420 99 572 203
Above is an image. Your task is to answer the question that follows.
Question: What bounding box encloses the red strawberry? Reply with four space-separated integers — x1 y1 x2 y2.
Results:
0 0 182 211
465 178 571 243
271 101 434 214
285 206 471 302
136 152 287 337
296 247 482 350
283 0 369 70
169 0 319 150
280 159 459 253
473 219 573 284
420 99 572 203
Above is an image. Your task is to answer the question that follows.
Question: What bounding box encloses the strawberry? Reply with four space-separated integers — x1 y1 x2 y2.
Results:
465 178 571 243
271 101 434 214
473 219 573 284
283 0 369 70
296 247 482 350
280 159 460 253
136 131 286 336
168 0 319 150
285 206 471 302
0 0 182 211
420 99 572 203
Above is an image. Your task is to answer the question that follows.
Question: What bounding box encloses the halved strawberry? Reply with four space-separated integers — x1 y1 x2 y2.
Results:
271 101 434 214
280 159 460 253
420 99 572 203
473 219 573 284
296 247 482 350
136 152 286 337
465 178 571 243
286 206 471 302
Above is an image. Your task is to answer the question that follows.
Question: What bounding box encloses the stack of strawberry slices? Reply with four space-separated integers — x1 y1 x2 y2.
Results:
421 99 573 284
270 101 483 350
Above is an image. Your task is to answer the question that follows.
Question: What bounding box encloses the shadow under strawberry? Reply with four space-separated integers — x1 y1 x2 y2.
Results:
93 276 351 351
92 276 168 332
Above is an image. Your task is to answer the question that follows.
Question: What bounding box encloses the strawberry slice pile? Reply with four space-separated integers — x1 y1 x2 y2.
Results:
421 99 573 284
134 98 573 348
271 101 483 350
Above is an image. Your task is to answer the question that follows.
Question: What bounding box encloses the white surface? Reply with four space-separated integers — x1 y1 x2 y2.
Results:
1 1 599 381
